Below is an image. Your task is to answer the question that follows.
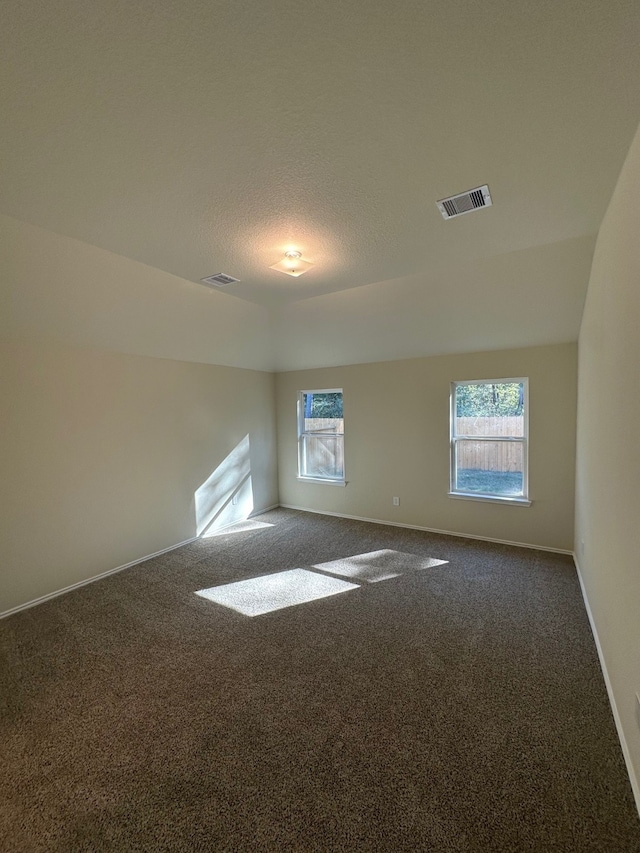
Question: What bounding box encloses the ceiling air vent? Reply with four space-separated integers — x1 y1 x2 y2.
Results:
437 185 492 220
199 272 240 288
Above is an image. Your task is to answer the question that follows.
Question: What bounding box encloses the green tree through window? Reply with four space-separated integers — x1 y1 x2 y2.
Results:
304 392 343 419
455 382 523 418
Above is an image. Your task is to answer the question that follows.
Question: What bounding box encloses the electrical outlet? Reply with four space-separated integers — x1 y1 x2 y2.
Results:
232 496 239 506
392 496 400 506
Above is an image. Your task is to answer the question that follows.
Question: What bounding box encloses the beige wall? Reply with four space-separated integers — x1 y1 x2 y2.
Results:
0 216 278 615
276 344 577 552
0 341 278 614
270 238 592 371
0 214 273 371
575 122 640 804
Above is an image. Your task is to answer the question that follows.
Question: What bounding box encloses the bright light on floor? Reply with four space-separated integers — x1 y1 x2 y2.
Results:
196 568 359 617
202 519 274 539
313 550 448 583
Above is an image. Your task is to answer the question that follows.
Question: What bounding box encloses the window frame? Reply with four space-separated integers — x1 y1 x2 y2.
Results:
297 388 346 486
449 377 531 506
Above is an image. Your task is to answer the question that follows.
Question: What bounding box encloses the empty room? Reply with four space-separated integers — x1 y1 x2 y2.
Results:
1 0 640 850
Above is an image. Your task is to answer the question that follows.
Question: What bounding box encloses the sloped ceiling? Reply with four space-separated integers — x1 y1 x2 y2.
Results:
1 0 640 370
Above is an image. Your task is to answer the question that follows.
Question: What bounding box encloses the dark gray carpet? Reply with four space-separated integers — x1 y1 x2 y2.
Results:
1 508 639 852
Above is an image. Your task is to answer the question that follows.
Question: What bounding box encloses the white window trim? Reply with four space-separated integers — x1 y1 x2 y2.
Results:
449 377 531 506
297 388 346 486
296 476 347 486
448 492 531 507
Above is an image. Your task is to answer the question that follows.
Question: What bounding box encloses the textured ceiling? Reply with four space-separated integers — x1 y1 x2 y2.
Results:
1 0 640 362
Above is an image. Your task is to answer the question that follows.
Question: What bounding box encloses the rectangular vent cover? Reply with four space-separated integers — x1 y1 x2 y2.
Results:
437 185 492 220
200 272 240 287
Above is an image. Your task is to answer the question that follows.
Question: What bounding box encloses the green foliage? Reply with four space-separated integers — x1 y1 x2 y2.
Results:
455 383 523 417
305 392 343 419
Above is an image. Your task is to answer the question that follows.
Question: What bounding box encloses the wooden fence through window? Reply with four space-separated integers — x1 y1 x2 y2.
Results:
455 417 523 472
302 418 523 474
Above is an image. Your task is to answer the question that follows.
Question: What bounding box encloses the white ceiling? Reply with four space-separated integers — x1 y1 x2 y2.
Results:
2 0 640 369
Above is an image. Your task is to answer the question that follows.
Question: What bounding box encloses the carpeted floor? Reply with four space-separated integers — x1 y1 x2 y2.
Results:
1 508 639 852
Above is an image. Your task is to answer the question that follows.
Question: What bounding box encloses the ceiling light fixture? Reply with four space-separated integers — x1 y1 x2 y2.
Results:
269 250 314 277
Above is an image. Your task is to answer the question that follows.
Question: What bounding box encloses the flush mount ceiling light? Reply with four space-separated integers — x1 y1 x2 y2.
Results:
269 250 314 277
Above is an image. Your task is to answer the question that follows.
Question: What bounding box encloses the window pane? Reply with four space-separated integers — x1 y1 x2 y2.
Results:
300 434 344 480
454 440 524 497
302 392 344 435
455 383 524 437
302 391 343 431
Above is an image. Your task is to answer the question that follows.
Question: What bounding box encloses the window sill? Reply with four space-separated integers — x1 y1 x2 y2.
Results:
297 476 347 487
448 491 531 507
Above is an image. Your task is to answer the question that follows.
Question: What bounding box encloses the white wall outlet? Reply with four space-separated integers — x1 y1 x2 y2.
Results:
232 495 239 506
392 496 400 506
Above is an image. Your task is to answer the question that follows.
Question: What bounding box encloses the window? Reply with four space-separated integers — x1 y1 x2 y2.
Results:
450 378 530 505
297 389 345 484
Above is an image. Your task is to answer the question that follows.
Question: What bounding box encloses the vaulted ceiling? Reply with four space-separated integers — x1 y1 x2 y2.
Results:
2 0 640 369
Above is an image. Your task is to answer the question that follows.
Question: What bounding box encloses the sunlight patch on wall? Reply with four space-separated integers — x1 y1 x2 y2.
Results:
313 550 448 583
195 435 254 536
195 568 359 617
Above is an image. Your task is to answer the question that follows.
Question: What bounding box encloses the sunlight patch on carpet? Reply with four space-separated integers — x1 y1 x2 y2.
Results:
202 519 274 539
196 569 359 616
313 550 448 583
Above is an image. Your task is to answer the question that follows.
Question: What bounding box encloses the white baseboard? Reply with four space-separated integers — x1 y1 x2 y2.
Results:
278 504 573 555
573 553 640 816
253 503 280 515
0 536 198 620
